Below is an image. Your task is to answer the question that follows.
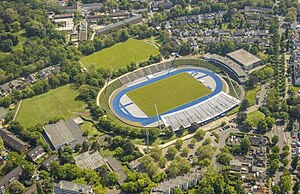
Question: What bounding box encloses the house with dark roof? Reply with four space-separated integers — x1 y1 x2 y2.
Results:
0 83 11 96
41 155 59 171
0 166 23 193
26 145 46 162
24 182 37 194
248 136 268 146
54 180 93 194
0 128 29 154
43 117 86 150
105 156 127 185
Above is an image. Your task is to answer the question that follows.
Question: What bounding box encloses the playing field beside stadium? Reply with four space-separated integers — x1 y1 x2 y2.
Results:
127 72 212 116
16 84 86 128
81 39 159 70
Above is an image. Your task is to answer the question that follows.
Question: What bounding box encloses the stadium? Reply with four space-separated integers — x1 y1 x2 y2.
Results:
107 60 240 131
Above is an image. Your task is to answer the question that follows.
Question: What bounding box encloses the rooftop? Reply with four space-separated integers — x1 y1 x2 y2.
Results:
227 49 261 67
41 155 58 171
0 166 23 188
74 151 105 170
0 128 29 154
43 117 86 150
0 107 7 119
54 180 93 194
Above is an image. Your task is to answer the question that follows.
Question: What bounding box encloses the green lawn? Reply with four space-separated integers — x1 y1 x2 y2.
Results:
16 84 86 128
245 85 261 106
247 110 265 126
127 72 212 116
81 38 159 70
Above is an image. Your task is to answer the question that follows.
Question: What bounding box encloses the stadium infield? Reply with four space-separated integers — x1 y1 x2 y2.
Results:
127 72 212 117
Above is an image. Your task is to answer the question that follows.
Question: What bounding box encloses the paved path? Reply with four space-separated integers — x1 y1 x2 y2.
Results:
13 100 22 121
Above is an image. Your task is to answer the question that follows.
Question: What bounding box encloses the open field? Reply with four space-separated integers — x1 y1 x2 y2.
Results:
245 85 261 106
81 39 159 70
247 110 265 126
127 72 212 116
16 84 86 128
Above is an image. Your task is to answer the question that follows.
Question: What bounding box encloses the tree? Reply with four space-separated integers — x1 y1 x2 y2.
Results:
293 180 300 194
175 139 183 150
194 129 205 141
91 141 100 151
82 141 90 152
236 112 247 124
20 163 35 185
291 155 298 170
166 146 177 160
239 99 250 111
24 20 46 38
257 119 268 133
272 135 279 145
198 144 215 161
173 188 184 194
107 172 119 186
8 181 25 194
9 121 23 134
280 169 292 193
217 148 232 165
240 137 250 155
181 147 189 157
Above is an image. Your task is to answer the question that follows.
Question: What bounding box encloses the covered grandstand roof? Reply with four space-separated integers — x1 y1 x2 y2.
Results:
161 91 240 131
204 54 247 78
226 49 261 68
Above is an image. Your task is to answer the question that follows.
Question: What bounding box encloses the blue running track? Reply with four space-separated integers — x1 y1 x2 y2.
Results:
111 68 223 126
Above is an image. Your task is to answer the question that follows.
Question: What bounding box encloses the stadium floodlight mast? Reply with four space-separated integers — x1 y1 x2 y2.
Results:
154 100 162 131
168 44 183 74
146 130 150 153
104 66 118 94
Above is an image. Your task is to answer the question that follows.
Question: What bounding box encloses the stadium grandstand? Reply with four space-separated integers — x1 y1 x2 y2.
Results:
119 61 172 85
161 91 239 131
204 53 247 83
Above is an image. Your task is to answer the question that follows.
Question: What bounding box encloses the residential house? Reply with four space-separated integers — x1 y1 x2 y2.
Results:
41 155 59 171
26 145 46 162
0 128 29 154
0 166 23 193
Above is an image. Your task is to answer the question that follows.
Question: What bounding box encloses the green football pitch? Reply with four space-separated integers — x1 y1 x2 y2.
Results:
81 38 159 70
126 72 212 116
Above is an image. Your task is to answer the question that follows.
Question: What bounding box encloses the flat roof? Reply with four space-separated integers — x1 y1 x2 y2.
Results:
74 151 105 170
43 117 85 150
227 49 261 67
205 54 247 77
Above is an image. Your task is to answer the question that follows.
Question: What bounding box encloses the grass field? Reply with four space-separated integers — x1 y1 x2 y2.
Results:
127 72 212 116
16 84 86 128
247 110 265 127
81 39 159 70
245 85 261 106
